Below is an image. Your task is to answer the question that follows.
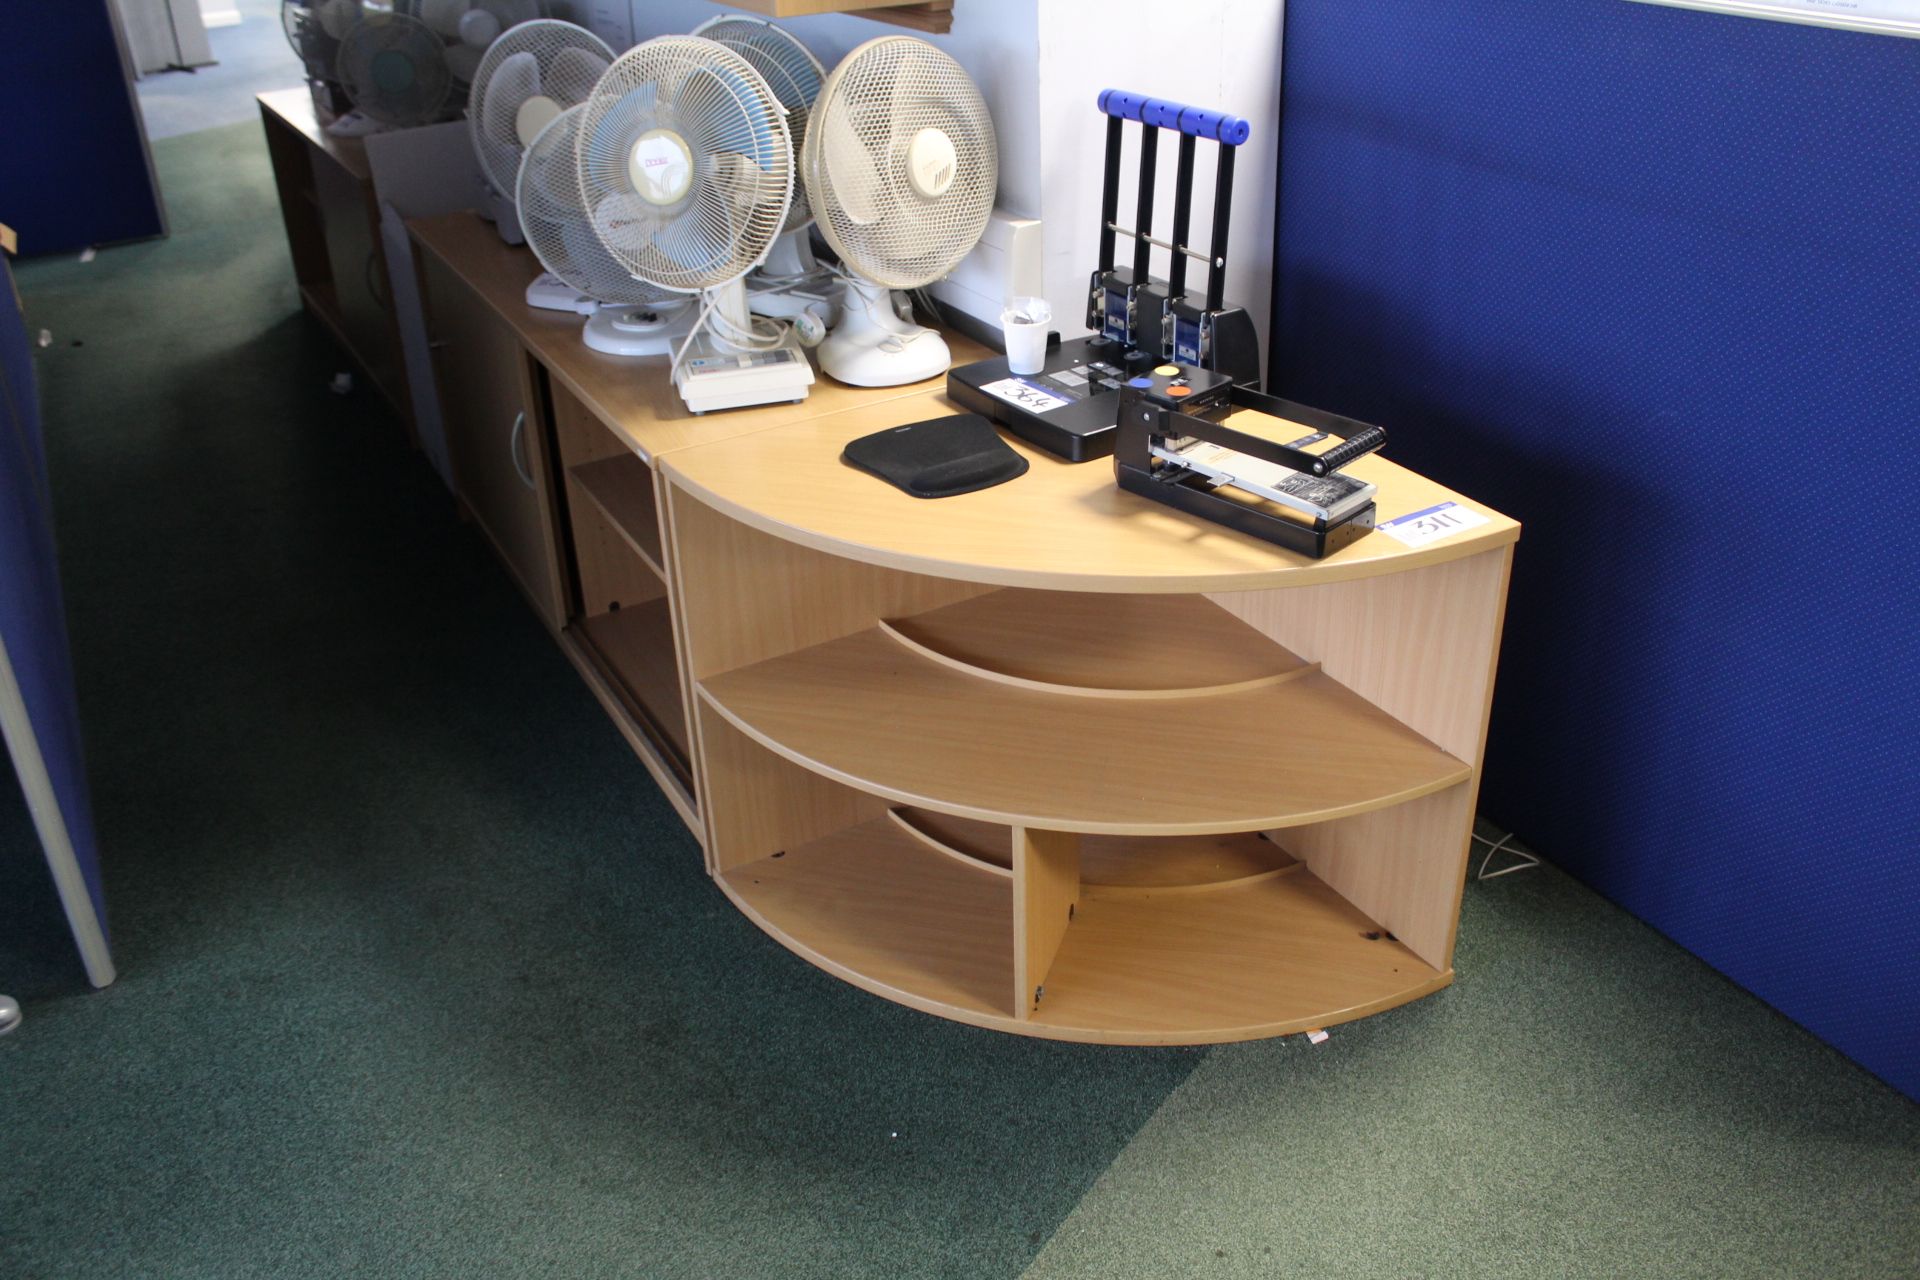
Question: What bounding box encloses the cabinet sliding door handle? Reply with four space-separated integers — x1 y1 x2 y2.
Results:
509 411 535 489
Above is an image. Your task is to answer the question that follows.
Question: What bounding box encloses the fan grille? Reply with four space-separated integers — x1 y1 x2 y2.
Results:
413 0 545 86
804 36 997 290
469 20 614 195
283 0 359 77
575 36 794 293
518 107 676 307
691 17 823 235
337 13 453 125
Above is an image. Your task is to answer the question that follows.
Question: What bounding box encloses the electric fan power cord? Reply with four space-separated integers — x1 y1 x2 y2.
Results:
827 262 939 349
669 289 794 378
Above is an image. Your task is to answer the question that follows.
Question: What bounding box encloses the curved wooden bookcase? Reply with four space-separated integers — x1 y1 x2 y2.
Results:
661 388 1518 1045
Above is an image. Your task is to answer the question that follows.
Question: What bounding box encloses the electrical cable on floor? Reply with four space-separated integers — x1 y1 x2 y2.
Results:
1473 829 1541 881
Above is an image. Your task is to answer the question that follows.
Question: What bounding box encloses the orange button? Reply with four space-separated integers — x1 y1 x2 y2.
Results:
1167 385 1193 398
1154 364 1180 376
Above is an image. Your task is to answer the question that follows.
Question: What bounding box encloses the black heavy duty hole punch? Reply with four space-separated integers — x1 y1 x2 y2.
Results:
948 88 1261 462
1112 366 1389 559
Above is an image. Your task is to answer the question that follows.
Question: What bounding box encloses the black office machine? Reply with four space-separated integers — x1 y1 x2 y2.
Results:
948 88 1260 462
1113 365 1390 559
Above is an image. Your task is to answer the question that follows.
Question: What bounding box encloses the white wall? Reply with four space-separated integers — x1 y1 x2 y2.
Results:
1033 2 1285 359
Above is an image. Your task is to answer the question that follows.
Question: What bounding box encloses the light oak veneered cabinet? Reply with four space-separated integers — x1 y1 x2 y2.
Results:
420 254 565 633
398 210 1518 1047
662 394 1519 1045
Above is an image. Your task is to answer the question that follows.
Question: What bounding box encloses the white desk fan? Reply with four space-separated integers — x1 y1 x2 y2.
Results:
284 0 360 82
576 36 814 413
518 105 693 354
468 19 613 248
805 36 997 386
413 0 545 91
334 9 455 132
689 15 833 327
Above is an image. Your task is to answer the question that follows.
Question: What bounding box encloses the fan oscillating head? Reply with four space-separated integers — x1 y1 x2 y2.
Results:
469 20 615 196
804 36 997 290
518 106 677 308
690 16 824 235
336 10 454 126
575 35 794 294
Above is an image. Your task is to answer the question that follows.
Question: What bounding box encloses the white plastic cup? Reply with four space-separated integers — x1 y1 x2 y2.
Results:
1001 296 1052 375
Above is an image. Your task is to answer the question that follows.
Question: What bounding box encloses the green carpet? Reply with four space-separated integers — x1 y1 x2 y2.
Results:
1 120 1916 1279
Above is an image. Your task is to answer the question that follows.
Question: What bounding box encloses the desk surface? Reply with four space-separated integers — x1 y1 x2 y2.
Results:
258 88 372 183
664 389 1521 593
407 212 992 465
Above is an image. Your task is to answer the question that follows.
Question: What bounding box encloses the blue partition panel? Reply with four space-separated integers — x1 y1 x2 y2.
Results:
1271 1 1918 1098
0 0 165 254
1 255 111 980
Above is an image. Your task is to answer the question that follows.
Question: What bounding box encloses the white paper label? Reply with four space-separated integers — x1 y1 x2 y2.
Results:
1378 501 1491 548
978 376 1070 414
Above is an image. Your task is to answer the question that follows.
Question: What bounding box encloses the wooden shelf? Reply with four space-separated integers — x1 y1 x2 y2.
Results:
260 87 372 182
569 455 665 579
882 590 1307 698
721 815 1446 1045
576 599 691 769
889 810 1301 892
405 214 993 466
723 815 1015 1022
699 602 1470 835
661 390 1521 594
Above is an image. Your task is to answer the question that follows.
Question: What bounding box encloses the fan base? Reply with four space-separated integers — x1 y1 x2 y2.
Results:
525 272 597 315
478 183 524 247
583 304 695 357
819 325 952 388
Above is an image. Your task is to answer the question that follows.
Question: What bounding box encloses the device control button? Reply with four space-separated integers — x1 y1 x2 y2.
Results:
1154 364 1180 376
1167 386 1193 399
1127 376 1154 388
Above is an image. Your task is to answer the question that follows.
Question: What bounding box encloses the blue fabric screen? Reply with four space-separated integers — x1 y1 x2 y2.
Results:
0 0 165 254
1271 0 1918 1099
1 254 110 970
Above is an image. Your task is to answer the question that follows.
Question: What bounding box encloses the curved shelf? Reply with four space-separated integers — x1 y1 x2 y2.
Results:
720 815 1448 1045
878 589 1312 699
698 621 1470 836
889 809 1303 893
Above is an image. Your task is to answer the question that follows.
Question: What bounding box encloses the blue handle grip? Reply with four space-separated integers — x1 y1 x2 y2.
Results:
1097 89 1251 146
